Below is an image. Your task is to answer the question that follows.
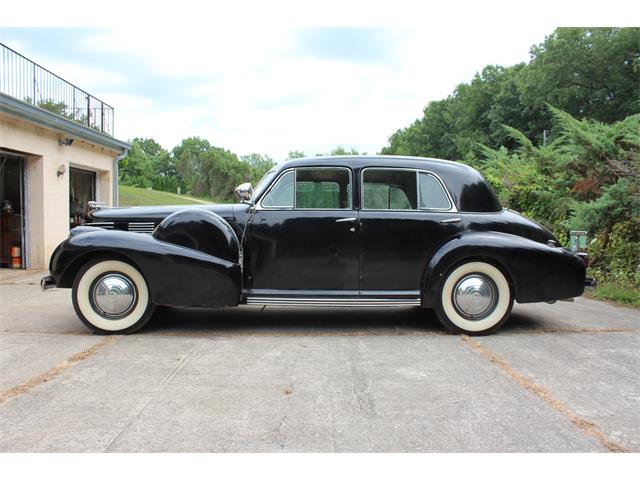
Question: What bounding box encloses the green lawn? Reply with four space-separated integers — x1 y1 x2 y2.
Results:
589 283 640 308
119 185 215 207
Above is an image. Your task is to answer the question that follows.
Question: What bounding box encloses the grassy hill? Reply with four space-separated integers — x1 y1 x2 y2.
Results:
119 185 215 206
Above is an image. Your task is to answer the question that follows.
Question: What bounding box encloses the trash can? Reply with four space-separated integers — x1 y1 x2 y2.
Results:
569 230 588 253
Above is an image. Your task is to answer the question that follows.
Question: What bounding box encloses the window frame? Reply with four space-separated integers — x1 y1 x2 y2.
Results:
257 166 354 211
360 167 457 213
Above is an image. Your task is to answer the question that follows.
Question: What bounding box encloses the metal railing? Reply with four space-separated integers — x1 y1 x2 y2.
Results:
0 42 114 136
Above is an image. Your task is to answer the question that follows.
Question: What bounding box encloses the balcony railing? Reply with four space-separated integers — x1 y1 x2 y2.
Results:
0 42 114 136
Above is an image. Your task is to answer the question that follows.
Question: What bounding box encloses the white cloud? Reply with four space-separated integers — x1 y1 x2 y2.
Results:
9 24 559 159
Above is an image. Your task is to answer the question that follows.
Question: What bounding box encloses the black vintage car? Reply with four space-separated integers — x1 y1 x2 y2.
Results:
42 156 589 335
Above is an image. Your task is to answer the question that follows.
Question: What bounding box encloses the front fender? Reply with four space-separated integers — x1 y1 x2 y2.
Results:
154 208 240 263
422 232 586 307
50 229 241 308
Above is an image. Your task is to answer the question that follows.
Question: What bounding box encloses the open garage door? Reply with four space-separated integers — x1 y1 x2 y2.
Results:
0 153 25 269
69 167 96 229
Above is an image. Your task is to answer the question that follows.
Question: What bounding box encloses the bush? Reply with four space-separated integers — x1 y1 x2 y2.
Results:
589 219 640 288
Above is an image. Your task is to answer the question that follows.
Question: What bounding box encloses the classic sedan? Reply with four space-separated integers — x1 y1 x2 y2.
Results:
42 156 589 335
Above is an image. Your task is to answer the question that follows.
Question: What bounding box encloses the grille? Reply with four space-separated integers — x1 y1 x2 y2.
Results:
126 222 156 234
89 222 114 229
87 221 156 234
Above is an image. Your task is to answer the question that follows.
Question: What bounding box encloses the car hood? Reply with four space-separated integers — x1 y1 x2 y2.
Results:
89 203 238 223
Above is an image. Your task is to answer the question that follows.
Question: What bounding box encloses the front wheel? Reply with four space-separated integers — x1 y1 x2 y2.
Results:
72 258 155 334
434 261 513 335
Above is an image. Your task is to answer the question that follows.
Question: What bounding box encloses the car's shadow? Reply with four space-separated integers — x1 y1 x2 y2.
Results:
142 305 545 336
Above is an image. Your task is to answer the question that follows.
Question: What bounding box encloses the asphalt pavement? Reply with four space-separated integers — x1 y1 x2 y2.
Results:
0 270 638 452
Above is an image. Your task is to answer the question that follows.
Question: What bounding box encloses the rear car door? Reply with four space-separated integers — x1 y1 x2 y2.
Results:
358 167 463 292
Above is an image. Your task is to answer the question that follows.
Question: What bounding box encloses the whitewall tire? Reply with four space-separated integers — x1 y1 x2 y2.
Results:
435 261 513 335
72 258 155 334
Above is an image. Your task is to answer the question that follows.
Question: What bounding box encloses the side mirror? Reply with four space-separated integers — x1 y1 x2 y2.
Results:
234 182 253 203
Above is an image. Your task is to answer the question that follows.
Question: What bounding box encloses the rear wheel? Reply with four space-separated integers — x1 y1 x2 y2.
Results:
72 258 155 334
434 261 513 335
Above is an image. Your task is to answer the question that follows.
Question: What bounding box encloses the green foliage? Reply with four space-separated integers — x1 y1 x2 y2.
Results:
476 107 640 288
120 137 273 202
327 146 365 156
172 138 251 200
288 147 366 158
241 154 276 184
521 28 640 125
35 99 68 116
119 140 155 187
589 283 640 307
382 28 640 161
588 219 640 288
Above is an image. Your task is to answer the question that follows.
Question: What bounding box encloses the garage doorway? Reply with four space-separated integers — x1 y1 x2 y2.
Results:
70 167 96 229
0 153 25 269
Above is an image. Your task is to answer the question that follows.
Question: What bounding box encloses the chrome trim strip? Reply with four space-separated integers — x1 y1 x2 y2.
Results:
127 222 156 234
245 297 421 307
89 222 114 229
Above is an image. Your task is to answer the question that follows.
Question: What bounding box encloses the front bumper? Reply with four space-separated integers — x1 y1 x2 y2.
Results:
585 276 597 288
40 275 56 292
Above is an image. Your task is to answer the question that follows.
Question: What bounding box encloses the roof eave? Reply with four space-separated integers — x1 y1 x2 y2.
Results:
0 92 130 153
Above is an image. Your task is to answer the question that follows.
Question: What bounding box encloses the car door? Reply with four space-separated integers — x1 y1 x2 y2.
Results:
245 166 360 292
359 167 463 293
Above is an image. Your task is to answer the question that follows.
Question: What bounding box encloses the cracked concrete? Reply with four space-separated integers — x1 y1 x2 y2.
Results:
0 276 638 452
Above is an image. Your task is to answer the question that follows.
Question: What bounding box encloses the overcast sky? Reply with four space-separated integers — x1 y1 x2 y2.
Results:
0 24 597 159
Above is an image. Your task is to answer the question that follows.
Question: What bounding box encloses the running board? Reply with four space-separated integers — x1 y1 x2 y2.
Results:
245 297 421 307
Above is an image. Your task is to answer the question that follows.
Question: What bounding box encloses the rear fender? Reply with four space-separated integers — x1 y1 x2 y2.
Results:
422 232 586 307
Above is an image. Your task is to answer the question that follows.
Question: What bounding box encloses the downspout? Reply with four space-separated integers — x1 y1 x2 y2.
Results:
113 148 129 207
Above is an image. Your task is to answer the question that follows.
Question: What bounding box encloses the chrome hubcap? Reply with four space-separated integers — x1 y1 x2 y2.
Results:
453 274 498 320
92 273 137 319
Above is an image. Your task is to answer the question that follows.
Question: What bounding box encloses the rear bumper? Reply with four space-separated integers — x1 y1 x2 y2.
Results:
40 275 56 292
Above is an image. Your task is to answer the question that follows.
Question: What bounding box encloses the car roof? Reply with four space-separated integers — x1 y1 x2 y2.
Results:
278 155 472 172
268 155 502 213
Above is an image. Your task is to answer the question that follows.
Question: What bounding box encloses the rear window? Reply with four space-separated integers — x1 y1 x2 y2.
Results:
418 172 451 210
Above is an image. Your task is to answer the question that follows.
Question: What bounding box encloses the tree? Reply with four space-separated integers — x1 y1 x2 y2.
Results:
119 140 155 187
241 154 276 184
173 137 213 193
381 28 640 161
520 28 640 125
475 108 640 287
328 146 364 155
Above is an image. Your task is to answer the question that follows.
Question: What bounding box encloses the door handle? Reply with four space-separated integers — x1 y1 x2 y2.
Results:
335 217 357 223
439 217 461 224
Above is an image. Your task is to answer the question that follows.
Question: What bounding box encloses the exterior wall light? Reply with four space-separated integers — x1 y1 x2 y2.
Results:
57 164 66 177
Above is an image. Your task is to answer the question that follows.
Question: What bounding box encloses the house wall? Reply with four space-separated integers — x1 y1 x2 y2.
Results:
0 113 120 269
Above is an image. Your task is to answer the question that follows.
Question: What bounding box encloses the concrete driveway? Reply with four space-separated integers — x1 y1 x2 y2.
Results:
0 270 638 452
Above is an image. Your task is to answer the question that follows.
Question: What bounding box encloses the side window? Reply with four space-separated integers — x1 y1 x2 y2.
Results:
262 171 294 207
418 173 452 210
295 169 351 209
261 169 352 209
362 169 417 210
